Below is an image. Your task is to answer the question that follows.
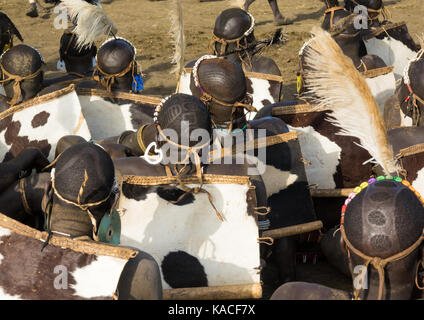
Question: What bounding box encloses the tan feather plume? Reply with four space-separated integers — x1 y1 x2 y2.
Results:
169 0 185 79
60 0 118 50
232 0 246 9
417 33 424 50
303 27 399 176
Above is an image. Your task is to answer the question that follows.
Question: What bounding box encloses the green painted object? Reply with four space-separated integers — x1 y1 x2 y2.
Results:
98 209 121 245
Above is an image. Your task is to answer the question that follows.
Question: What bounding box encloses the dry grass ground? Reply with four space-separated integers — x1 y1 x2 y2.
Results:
2 0 422 98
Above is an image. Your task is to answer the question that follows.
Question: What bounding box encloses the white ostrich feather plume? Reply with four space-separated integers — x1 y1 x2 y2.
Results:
303 27 399 176
60 0 118 50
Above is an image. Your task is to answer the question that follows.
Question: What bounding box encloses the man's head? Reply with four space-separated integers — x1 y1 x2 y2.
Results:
189 55 248 127
154 93 212 166
210 8 255 58
321 8 361 47
95 37 142 93
342 178 424 299
59 32 97 74
0 44 44 105
50 142 118 240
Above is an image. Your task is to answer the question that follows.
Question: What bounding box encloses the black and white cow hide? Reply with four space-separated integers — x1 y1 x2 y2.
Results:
177 68 283 119
0 213 136 300
118 175 261 292
0 85 91 162
213 121 318 232
363 22 420 81
75 88 159 140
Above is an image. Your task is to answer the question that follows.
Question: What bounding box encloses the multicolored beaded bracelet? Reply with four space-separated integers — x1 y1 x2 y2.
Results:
340 176 424 225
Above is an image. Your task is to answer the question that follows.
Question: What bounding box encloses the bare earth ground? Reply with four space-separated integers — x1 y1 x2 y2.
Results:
1 0 423 299
2 0 423 98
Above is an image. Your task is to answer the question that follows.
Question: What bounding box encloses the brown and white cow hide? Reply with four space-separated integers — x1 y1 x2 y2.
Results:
0 213 134 300
388 127 424 197
397 150 424 196
0 85 91 162
272 103 373 189
76 89 159 140
363 67 396 114
177 68 282 119
363 26 418 80
118 176 261 291
244 72 283 117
